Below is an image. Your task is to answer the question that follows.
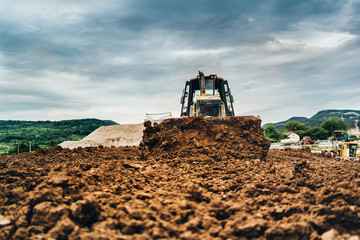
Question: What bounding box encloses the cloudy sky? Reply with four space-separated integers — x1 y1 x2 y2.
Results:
1 0 359 124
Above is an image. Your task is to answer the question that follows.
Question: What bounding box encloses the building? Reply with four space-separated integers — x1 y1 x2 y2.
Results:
283 131 300 141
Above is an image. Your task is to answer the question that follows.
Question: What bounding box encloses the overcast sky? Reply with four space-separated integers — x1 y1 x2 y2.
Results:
1 0 359 124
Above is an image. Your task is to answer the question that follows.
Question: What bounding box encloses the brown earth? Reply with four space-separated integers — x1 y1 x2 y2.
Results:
0 117 360 239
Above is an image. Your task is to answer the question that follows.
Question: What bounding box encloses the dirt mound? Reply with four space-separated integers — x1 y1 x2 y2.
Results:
60 124 145 149
141 116 270 160
1 121 360 239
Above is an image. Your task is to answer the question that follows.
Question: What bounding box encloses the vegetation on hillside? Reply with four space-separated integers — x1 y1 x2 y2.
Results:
264 109 360 131
263 117 350 143
263 117 309 132
0 119 117 155
306 109 360 127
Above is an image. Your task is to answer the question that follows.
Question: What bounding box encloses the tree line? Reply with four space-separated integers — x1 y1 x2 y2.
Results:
263 117 351 143
0 119 116 155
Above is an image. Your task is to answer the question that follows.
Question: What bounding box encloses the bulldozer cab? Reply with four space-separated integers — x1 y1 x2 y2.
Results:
180 72 235 117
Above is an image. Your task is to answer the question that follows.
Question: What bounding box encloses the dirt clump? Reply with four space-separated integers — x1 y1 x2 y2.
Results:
0 118 360 239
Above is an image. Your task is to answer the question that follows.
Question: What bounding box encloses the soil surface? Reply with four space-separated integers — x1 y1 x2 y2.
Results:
1 117 360 239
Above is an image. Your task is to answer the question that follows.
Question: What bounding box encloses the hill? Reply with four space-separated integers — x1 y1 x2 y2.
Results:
264 109 360 131
305 109 360 127
263 116 309 132
0 118 118 154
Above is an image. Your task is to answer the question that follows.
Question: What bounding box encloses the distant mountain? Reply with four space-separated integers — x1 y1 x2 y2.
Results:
263 117 308 132
264 109 360 131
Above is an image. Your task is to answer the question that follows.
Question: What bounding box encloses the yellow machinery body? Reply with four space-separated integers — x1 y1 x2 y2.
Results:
336 141 359 159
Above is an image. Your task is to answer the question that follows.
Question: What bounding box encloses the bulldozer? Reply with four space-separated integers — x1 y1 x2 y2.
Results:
180 71 235 117
335 141 360 160
140 71 271 161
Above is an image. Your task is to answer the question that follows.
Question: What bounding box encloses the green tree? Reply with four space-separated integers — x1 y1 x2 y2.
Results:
284 121 307 132
320 117 349 135
47 139 58 147
304 127 330 140
295 130 307 139
264 125 276 135
8 141 40 154
264 125 286 143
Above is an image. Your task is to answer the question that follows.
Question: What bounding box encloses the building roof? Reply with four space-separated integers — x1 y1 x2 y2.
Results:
283 131 294 136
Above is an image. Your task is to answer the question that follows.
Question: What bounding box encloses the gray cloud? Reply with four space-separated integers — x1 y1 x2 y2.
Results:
0 0 359 123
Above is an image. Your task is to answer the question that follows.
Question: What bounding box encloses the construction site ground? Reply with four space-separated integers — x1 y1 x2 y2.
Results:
1 117 360 239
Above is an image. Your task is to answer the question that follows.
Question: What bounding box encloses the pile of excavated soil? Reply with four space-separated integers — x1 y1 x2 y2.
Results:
1 117 360 239
141 116 270 161
60 124 145 149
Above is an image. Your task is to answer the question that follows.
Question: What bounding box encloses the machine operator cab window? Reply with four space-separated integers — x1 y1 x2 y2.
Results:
205 78 215 95
348 144 357 157
192 80 219 102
